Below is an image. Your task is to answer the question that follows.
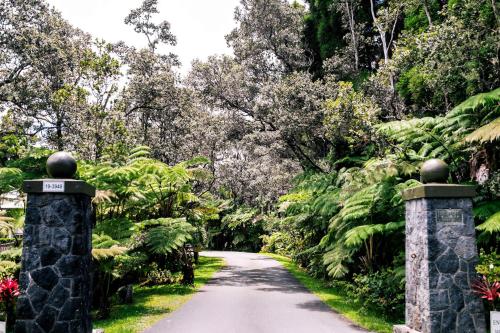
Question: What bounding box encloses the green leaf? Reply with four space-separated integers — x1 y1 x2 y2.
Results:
344 221 405 248
476 211 500 234
143 218 195 254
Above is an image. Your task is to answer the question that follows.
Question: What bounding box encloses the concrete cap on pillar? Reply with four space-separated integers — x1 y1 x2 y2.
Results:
23 152 95 197
46 151 77 179
403 159 475 200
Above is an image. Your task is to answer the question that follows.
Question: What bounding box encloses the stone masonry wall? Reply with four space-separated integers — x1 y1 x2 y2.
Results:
15 194 93 333
405 197 486 333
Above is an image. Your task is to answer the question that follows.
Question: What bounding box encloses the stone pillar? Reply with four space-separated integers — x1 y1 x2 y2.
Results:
394 159 486 333
15 152 95 333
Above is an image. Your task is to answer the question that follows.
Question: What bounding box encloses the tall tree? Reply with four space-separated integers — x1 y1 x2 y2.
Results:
0 0 92 150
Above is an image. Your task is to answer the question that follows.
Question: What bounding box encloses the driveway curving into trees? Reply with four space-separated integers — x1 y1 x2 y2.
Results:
144 251 367 333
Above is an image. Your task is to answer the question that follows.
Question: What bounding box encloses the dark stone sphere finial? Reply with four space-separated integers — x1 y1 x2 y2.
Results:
420 159 449 184
46 152 77 179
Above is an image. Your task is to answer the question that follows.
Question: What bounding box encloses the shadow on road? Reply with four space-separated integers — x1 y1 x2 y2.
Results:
295 299 333 312
207 265 308 294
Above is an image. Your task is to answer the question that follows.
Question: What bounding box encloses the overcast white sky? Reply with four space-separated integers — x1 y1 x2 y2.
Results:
46 0 241 75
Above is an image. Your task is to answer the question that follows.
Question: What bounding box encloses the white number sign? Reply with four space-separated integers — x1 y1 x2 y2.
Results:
43 181 65 192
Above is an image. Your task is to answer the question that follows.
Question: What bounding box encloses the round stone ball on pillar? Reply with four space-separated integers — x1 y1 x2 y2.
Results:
420 159 449 184
46 152 78 179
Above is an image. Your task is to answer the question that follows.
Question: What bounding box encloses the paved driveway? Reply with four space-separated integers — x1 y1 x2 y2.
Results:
144 251 368 333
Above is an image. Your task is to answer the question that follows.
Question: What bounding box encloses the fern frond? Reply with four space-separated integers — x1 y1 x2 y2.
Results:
128 146 152 161
144 219 195 254
0 168 23 193
465 118 500 143
92 246 128 261
473 200 500 220
476 212 500 234
344 221 405 248
91 233 128 260
323 245 353 278
94 218 134 242
92 190 116 204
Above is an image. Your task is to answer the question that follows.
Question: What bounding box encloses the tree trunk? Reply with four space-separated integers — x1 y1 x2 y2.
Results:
422 0 433 27
491 0 499 26
345 1 359 71
194 251 199 264
370 0 396 92
56 113 64 151
181 249 194 285
96 273 111 319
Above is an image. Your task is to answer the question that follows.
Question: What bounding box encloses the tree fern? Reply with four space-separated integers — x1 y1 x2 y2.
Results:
322 244 353 278
127 146 152 161
444 87 500 133
221 207 259 230
94 218 134 243
92 190 116 204
476 212 500 234
0 211 15 237
330 184 378 233
0 168 23 194
141 218 195 254
344 221 405 248
92 234 127 260
466 118 500 143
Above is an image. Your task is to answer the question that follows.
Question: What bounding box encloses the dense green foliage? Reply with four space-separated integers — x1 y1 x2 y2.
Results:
262 88 500 320
0 0 499 326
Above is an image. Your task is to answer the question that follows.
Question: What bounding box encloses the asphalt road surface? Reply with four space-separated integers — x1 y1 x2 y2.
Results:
144 251 369 333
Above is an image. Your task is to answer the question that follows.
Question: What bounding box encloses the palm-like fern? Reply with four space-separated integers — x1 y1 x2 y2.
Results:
138 218 195 254
474 200 500 235
476 212 500 234
0 211 15 237
79 146 211 221
445 87 500 142
0 168 23 194
344 221 405 248
466 118 500 143
321 168 419 278
92 234 127 260
376 117 447 158
376 88 500 164
94 218 134 243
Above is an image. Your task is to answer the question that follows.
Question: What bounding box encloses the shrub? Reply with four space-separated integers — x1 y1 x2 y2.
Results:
346 268 405 320
261 232 295 256
0 277 20 331
0 261 19 280
0 238 15 245
0 248 22 263
113 252 149 280
142 263 179 286
476 250 500 283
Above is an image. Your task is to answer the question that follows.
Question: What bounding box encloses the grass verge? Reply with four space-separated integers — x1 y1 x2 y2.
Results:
263 253 397 333
94 256 224 333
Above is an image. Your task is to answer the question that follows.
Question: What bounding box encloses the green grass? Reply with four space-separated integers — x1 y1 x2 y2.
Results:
94 256 224 333
263 253 397 333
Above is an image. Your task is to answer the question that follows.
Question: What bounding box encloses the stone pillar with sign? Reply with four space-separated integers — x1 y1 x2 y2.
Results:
394 159 486 333
15 152 95 333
